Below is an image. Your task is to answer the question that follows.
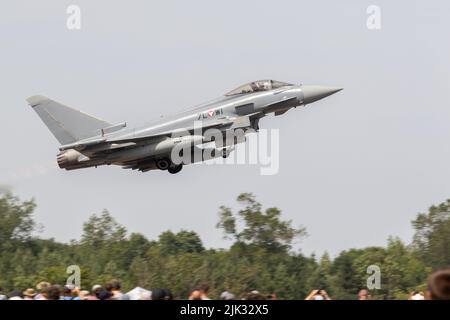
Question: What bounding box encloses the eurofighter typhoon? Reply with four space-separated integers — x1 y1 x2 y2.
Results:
27 80 342 174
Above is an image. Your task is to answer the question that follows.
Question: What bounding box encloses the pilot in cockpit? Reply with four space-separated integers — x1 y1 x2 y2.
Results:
250 81 271 92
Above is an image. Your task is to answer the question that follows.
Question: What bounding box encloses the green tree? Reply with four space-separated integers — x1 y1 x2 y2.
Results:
382 237 429 299
217 193 306 252
0 194 36 244
81 210 127 246
328 249 362 299
307 252 332 294
412 199 450 269
78 210 128 277
159 230 204 255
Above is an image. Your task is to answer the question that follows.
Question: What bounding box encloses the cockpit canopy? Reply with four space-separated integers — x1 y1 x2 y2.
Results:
225 80 294 96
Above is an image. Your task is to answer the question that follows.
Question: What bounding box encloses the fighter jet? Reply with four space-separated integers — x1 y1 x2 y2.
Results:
27 80 342 174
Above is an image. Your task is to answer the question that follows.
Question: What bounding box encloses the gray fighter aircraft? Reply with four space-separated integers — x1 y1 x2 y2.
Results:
27 80 342 174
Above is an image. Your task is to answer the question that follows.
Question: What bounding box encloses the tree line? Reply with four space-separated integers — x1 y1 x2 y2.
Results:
0 192 449 299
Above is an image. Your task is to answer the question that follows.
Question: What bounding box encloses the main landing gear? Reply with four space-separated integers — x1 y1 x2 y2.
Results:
156 158 183 174
168 164 183 174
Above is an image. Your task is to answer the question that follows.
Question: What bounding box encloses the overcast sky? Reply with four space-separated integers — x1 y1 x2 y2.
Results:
1 0 450 257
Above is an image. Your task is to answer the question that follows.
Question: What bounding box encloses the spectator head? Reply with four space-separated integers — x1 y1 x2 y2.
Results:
104 282 114 292
267 293 278 300
65 284 75 290
305 289 330 300
199 284 209 295
427 268 450 300
152 288 165 300
23 288 36 299
243 290 266 300
97 290 113 300
410 291 425 300
7 290 23 300
36 281 51 292
220 291 235 300
357 289 371 300
110 280 122 291
91 284 102 294
189 289 202 300
62 286 73 297
152 288 173 300
46 285 61 300
163 289 173 300
79 290 90 300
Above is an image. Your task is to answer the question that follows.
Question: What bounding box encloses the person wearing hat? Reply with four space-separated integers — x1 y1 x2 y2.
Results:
23 288 36 300
86 284 102 300
35 281 51 300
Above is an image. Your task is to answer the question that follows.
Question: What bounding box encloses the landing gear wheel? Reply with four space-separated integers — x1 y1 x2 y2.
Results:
222 148 228 159
168 164 183 174
156 158 171 170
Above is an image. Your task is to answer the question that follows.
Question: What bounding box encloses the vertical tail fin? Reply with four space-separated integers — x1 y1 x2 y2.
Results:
27 95 111 145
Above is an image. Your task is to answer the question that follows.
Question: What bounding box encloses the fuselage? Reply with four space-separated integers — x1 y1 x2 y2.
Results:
105 84 304 142
28 80 342 174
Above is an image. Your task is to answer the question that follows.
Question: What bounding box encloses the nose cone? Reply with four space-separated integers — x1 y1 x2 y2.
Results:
301 85 343 104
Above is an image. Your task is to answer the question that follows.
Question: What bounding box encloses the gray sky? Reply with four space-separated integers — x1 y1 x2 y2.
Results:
1 0 450 257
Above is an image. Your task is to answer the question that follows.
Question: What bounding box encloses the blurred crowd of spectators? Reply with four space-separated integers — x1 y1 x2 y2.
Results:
1 268 449 300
